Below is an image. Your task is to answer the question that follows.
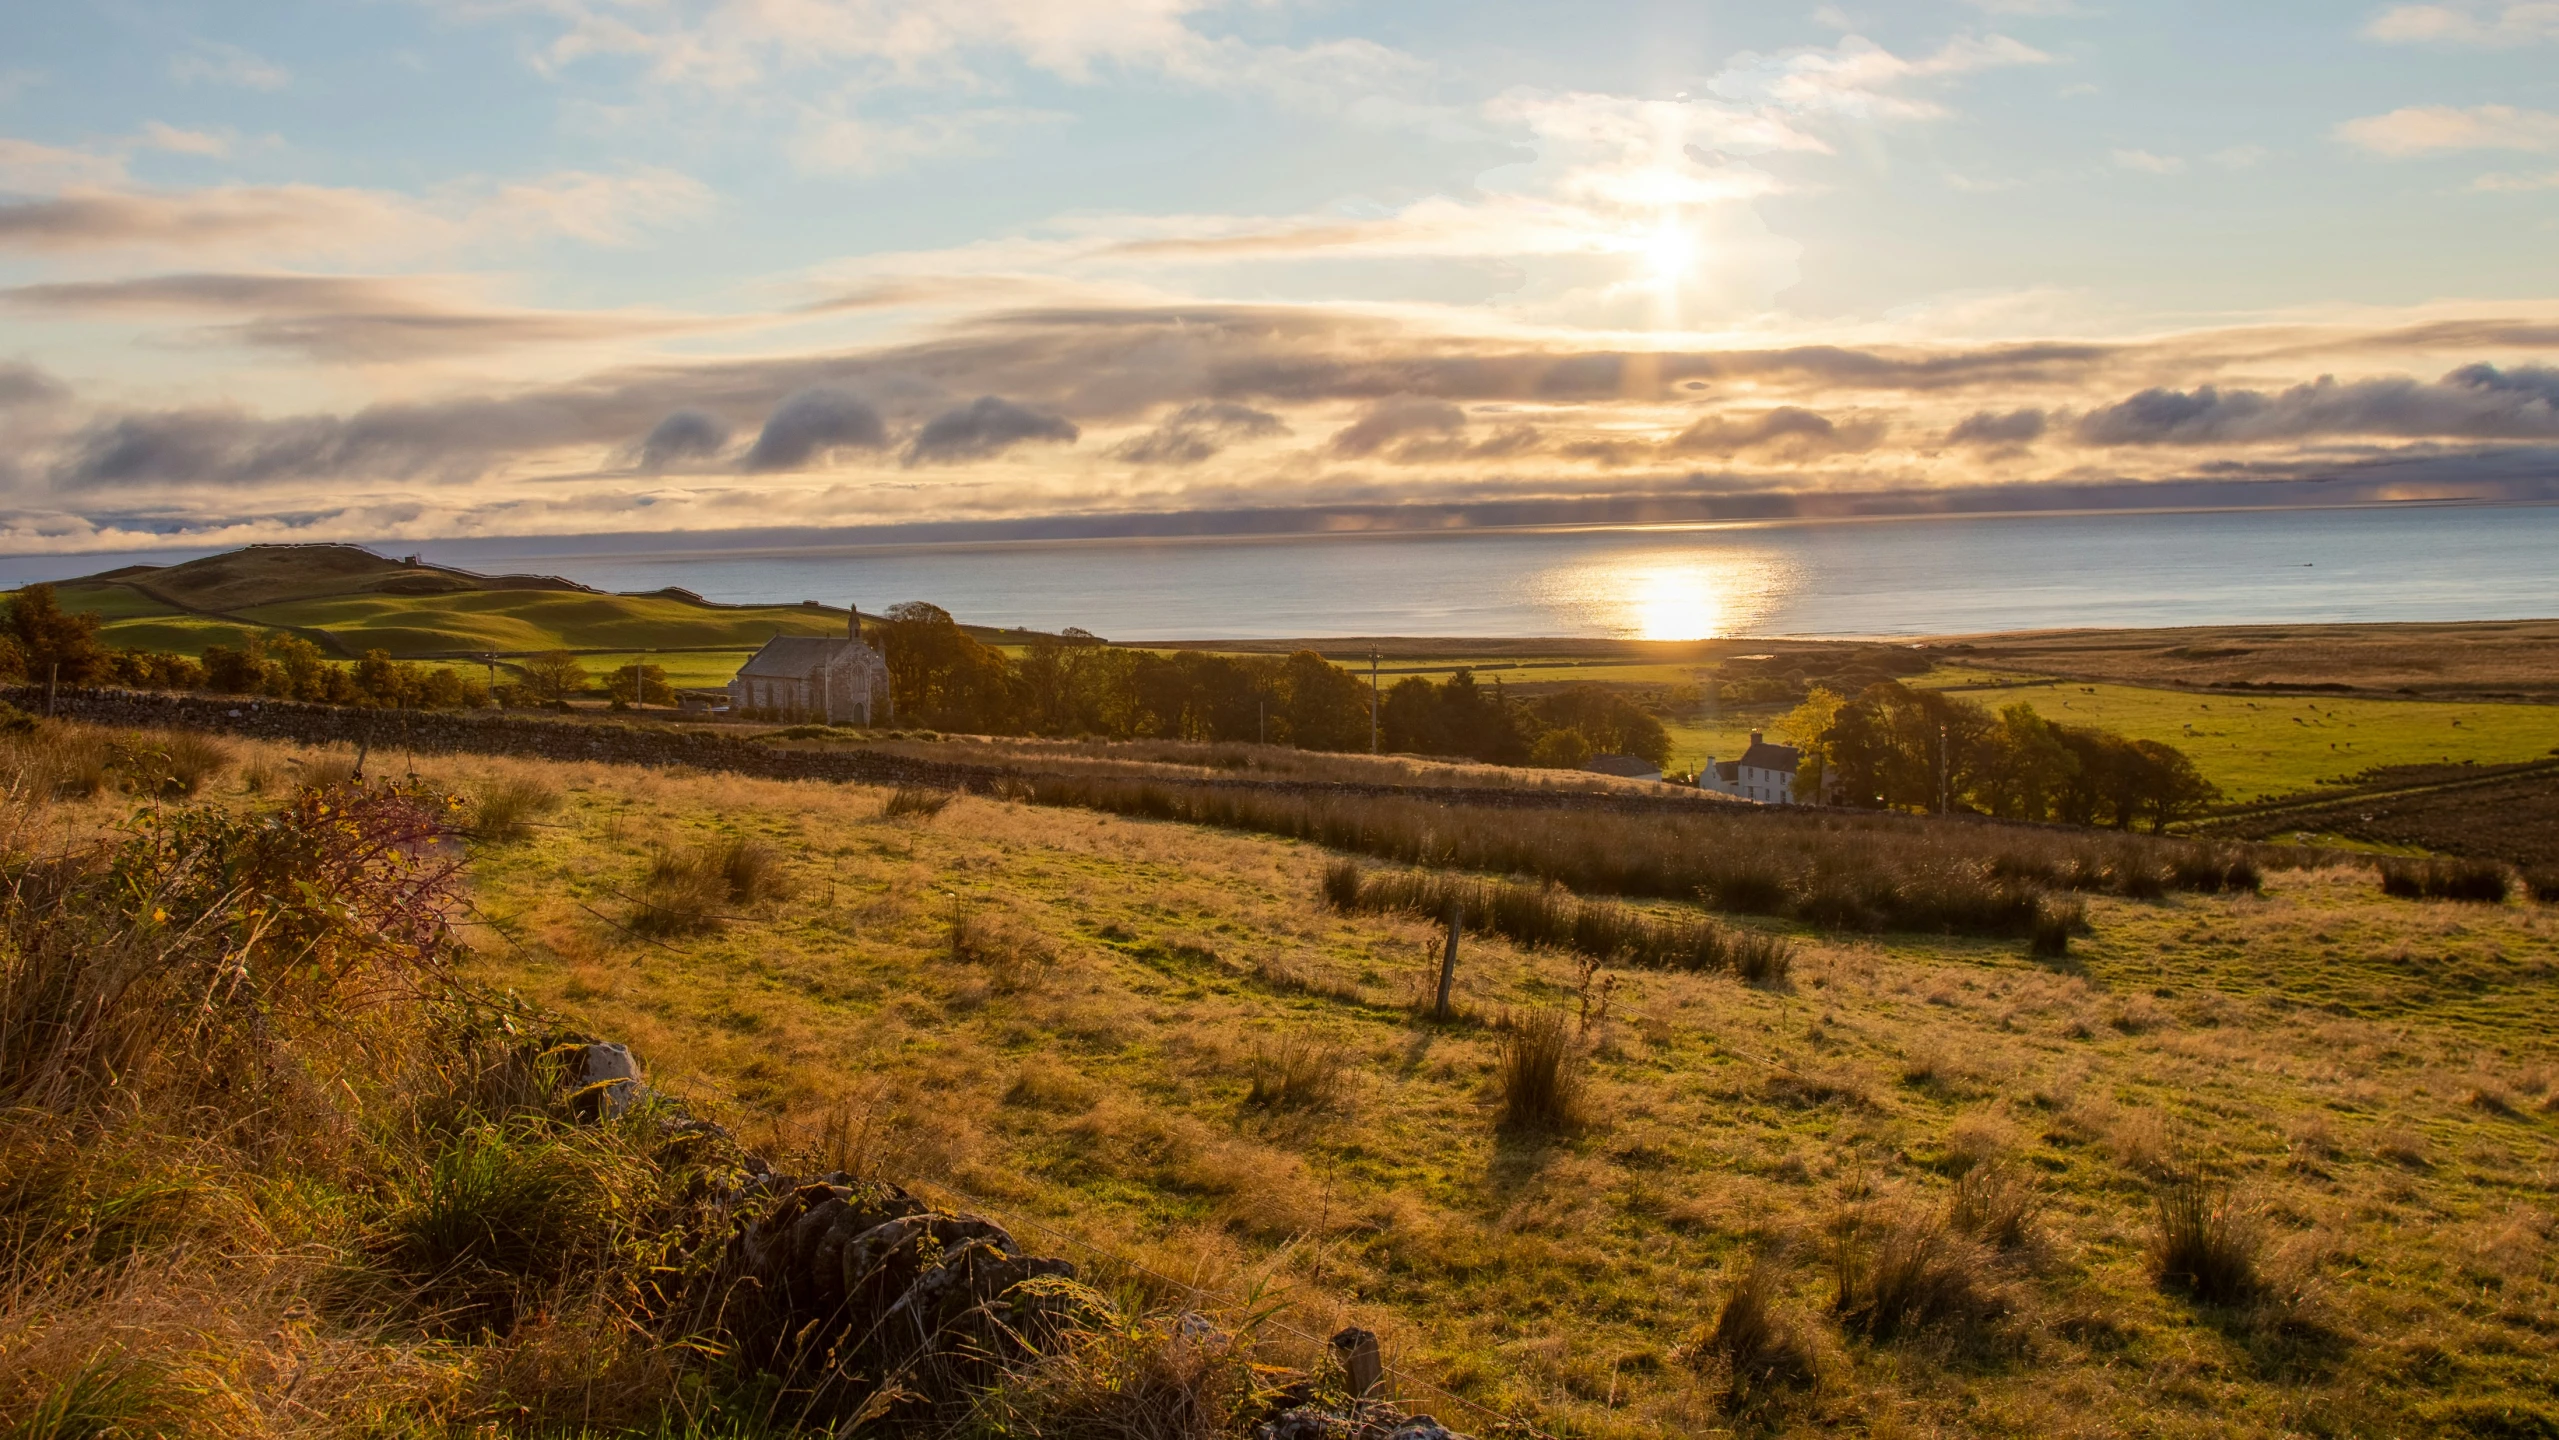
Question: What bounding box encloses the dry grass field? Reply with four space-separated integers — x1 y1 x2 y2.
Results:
403 745 2559 1439
7 718 2557 1438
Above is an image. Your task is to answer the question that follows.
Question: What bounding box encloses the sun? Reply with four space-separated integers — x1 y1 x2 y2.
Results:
1642 214 1695 288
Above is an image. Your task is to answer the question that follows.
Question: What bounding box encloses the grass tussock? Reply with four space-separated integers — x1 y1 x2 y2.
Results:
1693 1257 1816 1413
1242 1034 1350 1113
2027 894 2086 960
2152 1156 2264 1306
1829 1208 2004 1343
629 834 788 935
1495 1007 1585 1133
883 785 955 819
1949 1160 2041 1250
1323 860 1794 983
2377 855 2511 904
468 774 562 842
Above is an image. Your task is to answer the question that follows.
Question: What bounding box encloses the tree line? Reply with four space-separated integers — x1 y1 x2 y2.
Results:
1783 680 2219 831
869 602 1674 764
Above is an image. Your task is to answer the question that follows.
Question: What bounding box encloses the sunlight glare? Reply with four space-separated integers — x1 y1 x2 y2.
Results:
1644 214 1694 288
1535 547 1786 640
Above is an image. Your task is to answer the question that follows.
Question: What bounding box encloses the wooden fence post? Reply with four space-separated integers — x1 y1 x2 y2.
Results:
1434 901 1462 1019
1331 1325 1382 1400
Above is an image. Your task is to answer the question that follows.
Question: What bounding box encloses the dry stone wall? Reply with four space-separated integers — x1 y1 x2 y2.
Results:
11 685 1729 817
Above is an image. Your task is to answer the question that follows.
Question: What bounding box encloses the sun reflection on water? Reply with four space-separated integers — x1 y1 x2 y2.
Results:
1534 546 1788 639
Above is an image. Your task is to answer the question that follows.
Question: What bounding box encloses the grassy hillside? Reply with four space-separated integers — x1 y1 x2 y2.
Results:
419 744 2555 1439
44 544 875 666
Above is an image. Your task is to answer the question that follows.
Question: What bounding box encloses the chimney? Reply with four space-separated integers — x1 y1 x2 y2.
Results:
1750 729 1763 747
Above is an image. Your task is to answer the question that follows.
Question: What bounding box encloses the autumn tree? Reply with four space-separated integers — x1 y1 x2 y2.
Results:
519 650 589 702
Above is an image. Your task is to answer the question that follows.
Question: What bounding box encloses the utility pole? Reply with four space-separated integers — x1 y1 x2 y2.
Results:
1938 723 1950 815
1368 649 1380 754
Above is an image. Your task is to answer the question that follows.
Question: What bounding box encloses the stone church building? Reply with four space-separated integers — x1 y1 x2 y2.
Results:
727 610 890 724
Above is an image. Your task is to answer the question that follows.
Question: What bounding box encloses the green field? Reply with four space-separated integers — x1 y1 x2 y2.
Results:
1919 673 2559 803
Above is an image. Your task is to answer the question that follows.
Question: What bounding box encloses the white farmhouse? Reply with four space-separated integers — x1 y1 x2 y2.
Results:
1701 729 1801 805
727 610 890 724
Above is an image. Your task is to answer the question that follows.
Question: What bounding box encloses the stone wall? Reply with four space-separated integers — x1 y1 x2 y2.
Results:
10 685 1731 817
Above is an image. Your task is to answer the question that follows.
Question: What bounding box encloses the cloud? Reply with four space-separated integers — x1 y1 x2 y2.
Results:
0 186 411 253
1328 397 1466 457
2471 167 2559 190
791 105 1066 176
743 389 889 472
1110 400 1287 465
0 271 712 361
0 166 709 258
170 40 290 91
1946 407 2047 445
1708 33 2053 125
2365 2 2559 45
2337 104 2559 155
2111 148 2185 174
904 395 1078 465
2076 363 2559 444
0 138 126 190
638 409 732 470
0 362 70 412
1666 404 1883 457
138 122 230 157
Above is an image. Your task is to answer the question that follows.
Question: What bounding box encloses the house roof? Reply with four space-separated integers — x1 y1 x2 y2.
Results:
733 635 864 680
1710 760 1741 782
1583 753 1662 778
1738 740 1800 773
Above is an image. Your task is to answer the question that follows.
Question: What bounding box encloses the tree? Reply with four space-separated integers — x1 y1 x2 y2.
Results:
607 662 673 708
1973 703 2077 821
3 584 108 685
1777 686 1845 802
2130 739 2220 832
1276 650 1370 751
520 650 589 702
1529 685 1670 767
1529 729 1592 769
876 602 1016 730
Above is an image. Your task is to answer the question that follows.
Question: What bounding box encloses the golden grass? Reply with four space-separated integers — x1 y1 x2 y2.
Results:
174 741 2549 1438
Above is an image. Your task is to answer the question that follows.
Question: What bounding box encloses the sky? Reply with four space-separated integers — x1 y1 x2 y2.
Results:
0 0 2556 556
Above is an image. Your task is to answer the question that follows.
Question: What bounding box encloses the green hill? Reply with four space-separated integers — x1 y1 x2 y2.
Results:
41 544 879 669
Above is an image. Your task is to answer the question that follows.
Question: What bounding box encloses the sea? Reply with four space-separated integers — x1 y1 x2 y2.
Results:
8 503 2555 642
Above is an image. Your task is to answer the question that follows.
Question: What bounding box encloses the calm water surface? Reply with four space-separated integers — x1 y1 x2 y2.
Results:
9 505 2554 640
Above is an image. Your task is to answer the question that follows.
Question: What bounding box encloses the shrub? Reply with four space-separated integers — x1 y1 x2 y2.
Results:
109 731 234 797
2151 1156 2262 1305
1495 1007 1583 1132
2377 857 2510 904
1697 1257 1814 1411
468 775 561 843
1243 1034 1348 1112
1831 1210 2000 1341
2526 867 2559 904
2028 895 2084 959
883 785 955 818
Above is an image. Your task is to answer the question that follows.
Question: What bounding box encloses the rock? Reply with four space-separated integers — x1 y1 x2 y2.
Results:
710 1177 1100 1422
553 1040 648 1118
1253 1401 1473 1440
